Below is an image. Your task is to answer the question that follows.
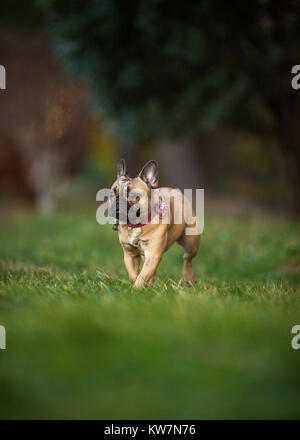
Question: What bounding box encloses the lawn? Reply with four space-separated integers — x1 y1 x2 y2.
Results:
0 210 299 419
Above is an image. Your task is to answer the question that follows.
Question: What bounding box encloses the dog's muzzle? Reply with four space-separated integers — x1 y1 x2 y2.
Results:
108 197 129 223
108 196 142 225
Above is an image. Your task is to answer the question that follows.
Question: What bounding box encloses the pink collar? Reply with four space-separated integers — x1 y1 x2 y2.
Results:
127 202 167 228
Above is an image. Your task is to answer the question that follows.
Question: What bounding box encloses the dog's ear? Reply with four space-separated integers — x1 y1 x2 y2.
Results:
139 160 158 188
117 159 126 178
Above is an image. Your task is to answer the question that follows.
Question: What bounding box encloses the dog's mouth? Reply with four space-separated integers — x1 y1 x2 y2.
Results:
108 199 127 221
108 198 143 224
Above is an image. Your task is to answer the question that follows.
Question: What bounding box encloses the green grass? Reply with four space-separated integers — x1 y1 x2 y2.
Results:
0 211 299 419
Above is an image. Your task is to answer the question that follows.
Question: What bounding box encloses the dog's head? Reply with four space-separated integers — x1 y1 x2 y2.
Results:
108 159 158 225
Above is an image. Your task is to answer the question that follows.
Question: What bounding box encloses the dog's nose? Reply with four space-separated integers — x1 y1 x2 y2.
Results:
116 197 129 222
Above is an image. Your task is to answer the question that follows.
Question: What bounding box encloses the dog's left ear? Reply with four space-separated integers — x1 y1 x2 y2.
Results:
117 159 127 178
139 160 158 188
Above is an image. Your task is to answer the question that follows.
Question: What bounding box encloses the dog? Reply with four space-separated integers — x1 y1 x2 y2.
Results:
108 159 201 288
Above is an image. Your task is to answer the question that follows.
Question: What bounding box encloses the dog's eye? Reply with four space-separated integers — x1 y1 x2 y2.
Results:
128 192 140 203
109 189 116 200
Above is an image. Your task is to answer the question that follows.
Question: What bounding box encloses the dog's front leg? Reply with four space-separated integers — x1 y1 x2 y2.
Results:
134 253 162 288
134 237 167 288
124 252 140 283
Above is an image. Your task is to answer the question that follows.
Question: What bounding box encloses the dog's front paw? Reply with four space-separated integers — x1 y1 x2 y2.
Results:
184 279 196 287
134 274 153 288
134 277 145 288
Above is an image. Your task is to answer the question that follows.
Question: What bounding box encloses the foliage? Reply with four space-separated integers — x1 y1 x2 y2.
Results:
0 211 299 418
0 0 42 30
38 1 300 143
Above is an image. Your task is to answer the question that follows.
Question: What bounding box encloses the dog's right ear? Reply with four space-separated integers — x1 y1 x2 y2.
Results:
117 159 126 178
139 160 158 188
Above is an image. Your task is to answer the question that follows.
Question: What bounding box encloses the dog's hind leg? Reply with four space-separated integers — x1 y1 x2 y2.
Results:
177 232 200 285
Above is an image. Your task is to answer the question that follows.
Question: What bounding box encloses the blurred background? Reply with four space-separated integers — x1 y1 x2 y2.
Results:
1 1 300 420
0 0 299 219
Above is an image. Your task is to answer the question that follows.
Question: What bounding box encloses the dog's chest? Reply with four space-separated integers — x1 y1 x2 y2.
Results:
127 227 142 246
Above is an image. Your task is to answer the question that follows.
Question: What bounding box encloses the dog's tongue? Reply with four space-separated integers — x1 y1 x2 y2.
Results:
155 202 168 218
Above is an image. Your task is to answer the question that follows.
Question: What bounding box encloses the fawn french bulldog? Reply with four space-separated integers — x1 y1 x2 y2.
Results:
108 159 201 287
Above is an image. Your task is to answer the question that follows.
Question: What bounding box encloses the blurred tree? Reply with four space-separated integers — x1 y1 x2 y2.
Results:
0 34 90 213
37 1 300 213
0 0 43 30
